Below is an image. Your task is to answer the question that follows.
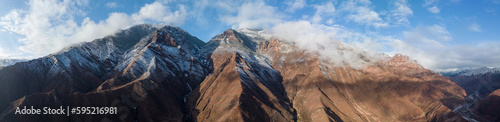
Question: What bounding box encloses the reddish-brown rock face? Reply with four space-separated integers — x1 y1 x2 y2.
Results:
474 89 500 121
0 26 469 122
186 29 467 122
187 52 295 121
257 41 465 121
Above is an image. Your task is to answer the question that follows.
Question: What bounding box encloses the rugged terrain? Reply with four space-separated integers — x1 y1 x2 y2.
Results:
440 67 500 121
440 67 500 98
474 89 500 121
0 24 470 121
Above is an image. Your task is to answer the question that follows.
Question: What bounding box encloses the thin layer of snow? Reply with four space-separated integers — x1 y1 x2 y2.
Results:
237 28 273 40
436 67 500 76
462 67 500 76
183 82 193 102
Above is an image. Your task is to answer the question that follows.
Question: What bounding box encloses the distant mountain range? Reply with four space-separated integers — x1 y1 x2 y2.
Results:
0 24 497 121
437 67 500 77
437 67 500 121
0 59 27 67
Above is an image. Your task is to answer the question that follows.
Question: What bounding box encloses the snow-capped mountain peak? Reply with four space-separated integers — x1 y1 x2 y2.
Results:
436 66 500 77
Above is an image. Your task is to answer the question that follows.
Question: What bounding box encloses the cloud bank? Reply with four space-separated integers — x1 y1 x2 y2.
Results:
221 0 283 29
337 0 388 28
272 21 384 69
392 25 500 70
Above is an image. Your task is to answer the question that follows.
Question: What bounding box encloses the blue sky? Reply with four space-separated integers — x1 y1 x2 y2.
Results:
0 0 499 70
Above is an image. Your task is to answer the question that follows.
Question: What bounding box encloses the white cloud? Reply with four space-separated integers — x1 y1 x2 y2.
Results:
390 24 500 70
285 0 306 12
326 19 334 25
338 0 388 28
311 2 335 24
132 2 187 25
401 25 451 48
427 6 440 13
389 0 413 24
423 0 441 14
0 0 188 59
222 0 283 29
309 0 412 26
393 40 500 70
429 25 452 41
469 23 482 32
0 50 26 59
0 48 7 58
272 21 385 69
105 2 118 8
424 0 438 6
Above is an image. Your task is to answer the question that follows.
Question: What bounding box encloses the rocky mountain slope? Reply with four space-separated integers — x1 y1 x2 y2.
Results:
474 89 500 121
438 67 500 121
185 28 467 121
0 25 469 121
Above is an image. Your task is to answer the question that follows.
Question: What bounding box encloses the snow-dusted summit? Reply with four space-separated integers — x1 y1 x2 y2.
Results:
436 67 500 77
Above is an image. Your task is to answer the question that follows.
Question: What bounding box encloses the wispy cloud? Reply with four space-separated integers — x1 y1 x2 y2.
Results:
424 0 440 14
427 6 440 13
389 0 413 24
311 2 335 24
285 0 306 12
221 0 283 29
469 23 482 32
390 24 500 69
105 2 118 8
338 0 388 28
489 0 500 4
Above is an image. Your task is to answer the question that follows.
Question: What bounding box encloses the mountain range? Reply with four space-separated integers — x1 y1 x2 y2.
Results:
438 67 500 121
0 59 26 67
0 24 497 121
